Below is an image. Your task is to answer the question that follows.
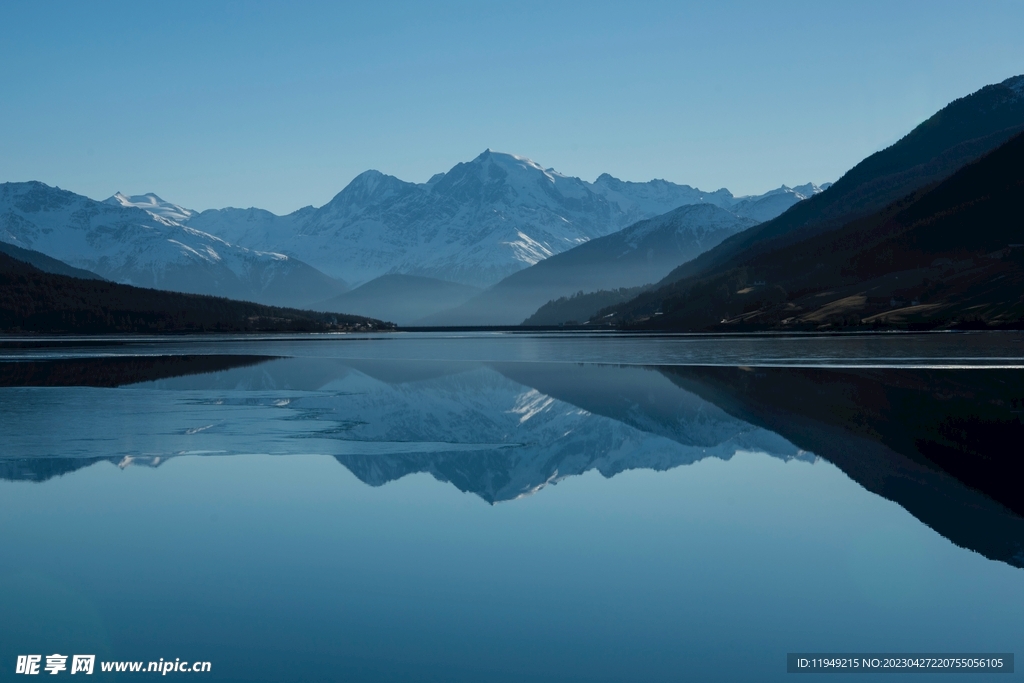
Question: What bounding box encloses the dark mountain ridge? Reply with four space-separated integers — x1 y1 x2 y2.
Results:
0 252 390 334
656 75 1024 288
0 354 276 387
603 83 1024 331
0 241 105 281
711 132 1021 328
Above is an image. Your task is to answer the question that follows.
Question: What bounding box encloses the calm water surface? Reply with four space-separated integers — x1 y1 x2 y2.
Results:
1 332 1022 682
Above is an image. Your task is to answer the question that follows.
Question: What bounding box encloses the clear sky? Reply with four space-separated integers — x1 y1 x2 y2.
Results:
1 0 1022 214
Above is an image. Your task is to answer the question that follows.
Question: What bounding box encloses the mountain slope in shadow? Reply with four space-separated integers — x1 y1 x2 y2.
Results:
613 129 1024 330
417 204 756 326
663 74 1024 285
603 75 1024 329
0 251 390 333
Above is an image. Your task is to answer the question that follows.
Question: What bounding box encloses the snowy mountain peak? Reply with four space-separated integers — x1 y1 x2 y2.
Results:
1002 74 1024 97
748 182 826 201
347 169 386 186
336 169 385 196
426 149 591 212
104 191 197 224
180 151 827 288
476 149 556 171
322 170 415 214
463 149 563 182
790 182 826 199
588 172 735 220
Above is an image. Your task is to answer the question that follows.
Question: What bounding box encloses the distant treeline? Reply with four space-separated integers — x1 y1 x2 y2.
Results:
0 355 276 387
0 253 393 334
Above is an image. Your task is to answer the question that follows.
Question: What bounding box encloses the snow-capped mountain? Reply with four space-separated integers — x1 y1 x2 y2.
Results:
729 183 830 223
185 205 317 251
15 151 824 305
105 192 197 224
588 173 736 224
181 150 826 288
0 182 346 307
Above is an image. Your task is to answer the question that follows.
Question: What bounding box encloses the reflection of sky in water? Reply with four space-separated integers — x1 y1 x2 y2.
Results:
2 454 1021 683
0 339 1022 682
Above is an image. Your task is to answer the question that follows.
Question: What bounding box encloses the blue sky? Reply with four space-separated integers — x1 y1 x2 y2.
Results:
1 0 1022 214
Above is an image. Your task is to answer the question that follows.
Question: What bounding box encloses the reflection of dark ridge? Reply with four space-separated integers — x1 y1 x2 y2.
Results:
0 457 107 482
0 456 169 483
659 367 1024 568
0 354 279 387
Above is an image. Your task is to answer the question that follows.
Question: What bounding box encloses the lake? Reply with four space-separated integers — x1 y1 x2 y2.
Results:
1 332 1022 682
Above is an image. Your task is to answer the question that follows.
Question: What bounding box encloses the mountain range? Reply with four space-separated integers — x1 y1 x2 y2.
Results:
2 155 822 319
0 182 346 307
7 75 1021 329
180 151 822 289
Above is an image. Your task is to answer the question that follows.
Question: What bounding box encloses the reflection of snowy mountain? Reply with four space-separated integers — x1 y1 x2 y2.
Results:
0 358 805 501
322 361 806 502
179 358 809 501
